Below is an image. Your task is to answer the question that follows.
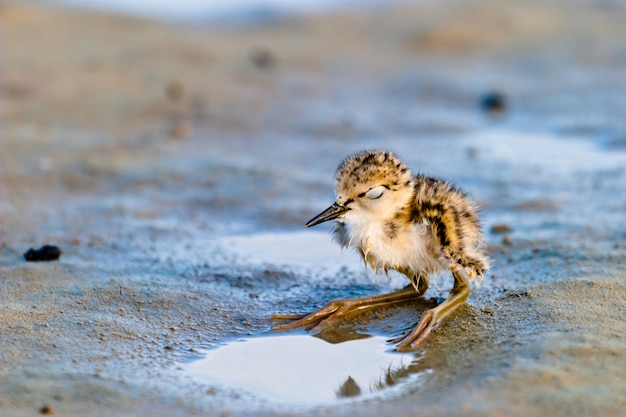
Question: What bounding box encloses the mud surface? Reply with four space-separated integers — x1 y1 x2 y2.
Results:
1 0 625 416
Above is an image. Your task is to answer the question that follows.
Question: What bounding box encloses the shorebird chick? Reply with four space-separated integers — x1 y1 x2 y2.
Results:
272 149 490 350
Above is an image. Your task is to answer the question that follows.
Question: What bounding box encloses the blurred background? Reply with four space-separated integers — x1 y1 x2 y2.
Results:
2 0 625 240
1 0 625 415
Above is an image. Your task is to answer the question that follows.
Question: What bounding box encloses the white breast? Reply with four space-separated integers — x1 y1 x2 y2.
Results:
344 217 447 276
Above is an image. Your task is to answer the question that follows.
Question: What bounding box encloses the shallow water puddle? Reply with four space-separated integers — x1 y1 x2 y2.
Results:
182 334 425 406
201 230 407 286
218 231 349 267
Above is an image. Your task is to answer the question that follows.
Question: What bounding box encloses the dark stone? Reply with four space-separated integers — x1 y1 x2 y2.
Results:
23 245 62 262
480 92 506 113
250 48 276 69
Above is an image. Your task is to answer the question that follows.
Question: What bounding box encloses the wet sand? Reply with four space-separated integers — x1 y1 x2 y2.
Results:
1 0 625 416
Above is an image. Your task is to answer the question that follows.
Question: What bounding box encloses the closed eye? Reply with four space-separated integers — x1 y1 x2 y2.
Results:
365 186 384 199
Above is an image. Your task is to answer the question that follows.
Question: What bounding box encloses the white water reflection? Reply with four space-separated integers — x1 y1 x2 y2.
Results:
182 334 426 406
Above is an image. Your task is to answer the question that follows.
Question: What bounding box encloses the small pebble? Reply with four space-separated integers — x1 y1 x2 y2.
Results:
491 224 514 234
250 48 276 69
480 91 506 114
170 120 191 139
39 405 54 415
166 81 184 102
24 245 62 262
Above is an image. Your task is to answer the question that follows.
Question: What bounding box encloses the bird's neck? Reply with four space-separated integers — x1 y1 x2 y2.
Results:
343 199 413 251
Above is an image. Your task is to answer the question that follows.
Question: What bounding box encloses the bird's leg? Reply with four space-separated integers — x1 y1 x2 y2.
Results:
391 269 470 351
271 284 421 333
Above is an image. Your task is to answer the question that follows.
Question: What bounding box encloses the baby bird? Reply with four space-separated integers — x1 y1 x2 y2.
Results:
272 149 490 350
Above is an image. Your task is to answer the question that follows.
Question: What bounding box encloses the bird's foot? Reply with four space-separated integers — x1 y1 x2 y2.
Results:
388 308 438 351
271 300 358 332
389 270 470 351
271 286 421 334
271 298 361 333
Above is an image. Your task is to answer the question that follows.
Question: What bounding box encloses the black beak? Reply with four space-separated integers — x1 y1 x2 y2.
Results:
305 203 349 227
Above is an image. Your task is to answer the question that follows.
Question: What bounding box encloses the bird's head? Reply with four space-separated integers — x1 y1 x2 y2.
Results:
306 149 415 227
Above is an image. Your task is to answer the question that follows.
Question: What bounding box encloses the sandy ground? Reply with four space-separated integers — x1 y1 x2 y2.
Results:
1 0 625 416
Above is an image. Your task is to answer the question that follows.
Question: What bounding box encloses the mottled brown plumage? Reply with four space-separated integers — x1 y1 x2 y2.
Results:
272 149 490 350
